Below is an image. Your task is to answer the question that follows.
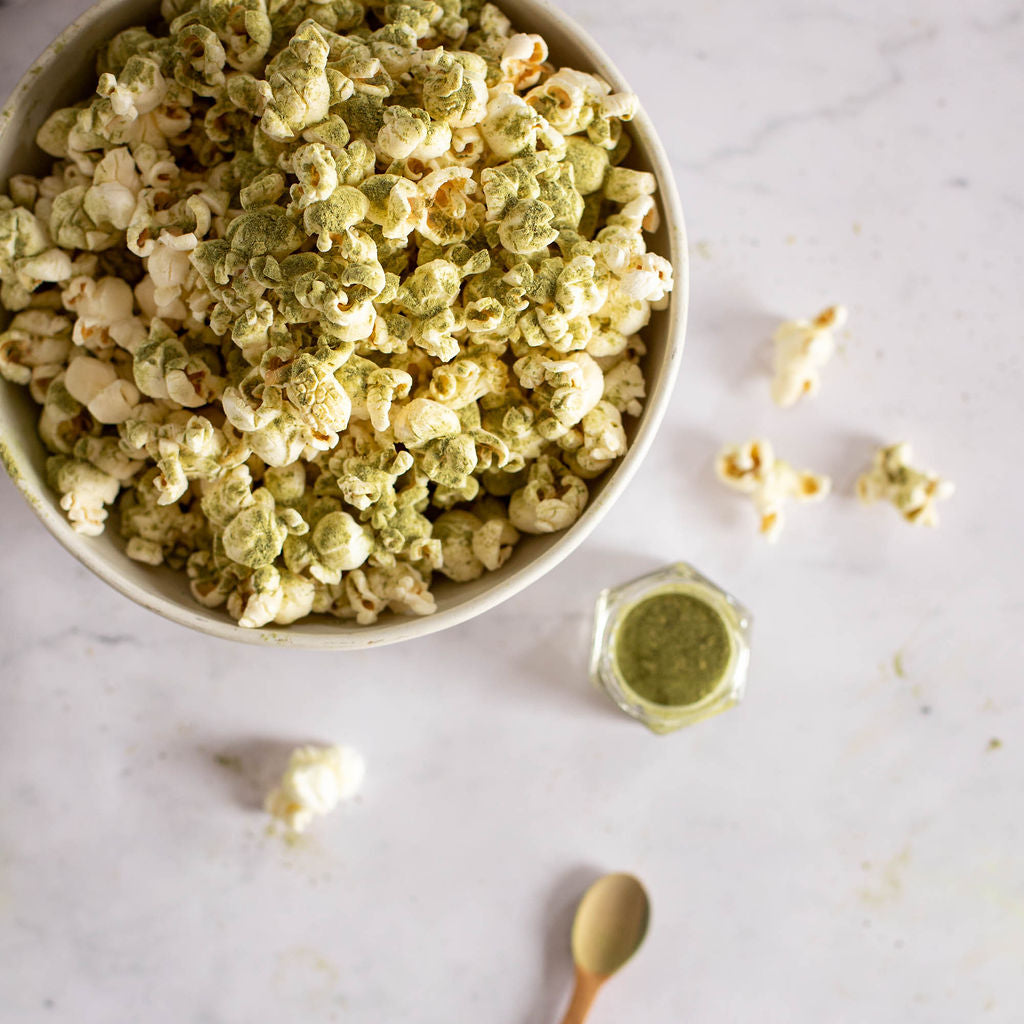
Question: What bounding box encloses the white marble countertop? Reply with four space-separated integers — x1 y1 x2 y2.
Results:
1 0 1021 1020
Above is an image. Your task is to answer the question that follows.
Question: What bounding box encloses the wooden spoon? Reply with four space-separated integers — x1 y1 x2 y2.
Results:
559 872 650 1024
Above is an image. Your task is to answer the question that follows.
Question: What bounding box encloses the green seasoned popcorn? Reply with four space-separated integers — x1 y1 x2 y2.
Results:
239 168 286 209
230 298 276 363
132 318 225 407
49 187 121 253
302 184 370 250
277 343 355 438
375 105 431 162
175 0 273 73
416 167 480 245
558 399 627 479
225 205 305 259
0 310 72 396
302 508 373 582
416 49 489 128
98 27 162 77
289 142 339 207
856 442 954 527
414 431 478 488
245 406 310 466
266 0 364 47
186 544 245 605
169 21 228 97
97 55 169 121
0 204 73 310
365 366 413 431
0 0 673 628
263 460 307 504
498 198 558 255
226 564 317 626
481 84 565 161
199 462 258 527
73 435 145 482
562 137 609 196
601 358 645 417
471 513 519 571
38 373 98 455
508 453 587 534
603 166 656 204
121 467 206 566
220 485 306 567
432 508 485 581
223 564 282 626
260 23 337 140
359 173 422 241
120 409 250 504
330 442 415 525
390 397 461 446
46 455 120 536
428 350 507 409
524 68 635 148
346 562 435 624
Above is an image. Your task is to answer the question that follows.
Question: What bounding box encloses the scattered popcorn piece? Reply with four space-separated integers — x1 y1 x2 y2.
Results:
856 442 954 526
715 439 830 541
770 305 847 407
264 744 366 834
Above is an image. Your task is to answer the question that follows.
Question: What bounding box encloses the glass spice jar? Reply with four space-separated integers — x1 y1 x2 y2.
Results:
590 562 753 734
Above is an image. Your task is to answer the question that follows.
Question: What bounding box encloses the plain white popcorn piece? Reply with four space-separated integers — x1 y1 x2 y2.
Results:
264 744 366 834
856 442 954 527
770 305 847 407
715 438 831 542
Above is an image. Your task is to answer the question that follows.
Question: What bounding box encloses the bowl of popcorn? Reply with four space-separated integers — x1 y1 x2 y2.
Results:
0 0 685 648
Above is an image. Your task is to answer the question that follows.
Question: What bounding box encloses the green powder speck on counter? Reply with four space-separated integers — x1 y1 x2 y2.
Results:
614 591 732 706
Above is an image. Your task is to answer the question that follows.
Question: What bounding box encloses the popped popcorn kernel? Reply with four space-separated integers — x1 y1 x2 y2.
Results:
715 439 830 542
856 442 953 527
264 744 365 833
771 305 846 408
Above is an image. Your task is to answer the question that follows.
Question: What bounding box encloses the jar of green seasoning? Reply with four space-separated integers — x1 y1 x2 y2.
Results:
590 562 753 734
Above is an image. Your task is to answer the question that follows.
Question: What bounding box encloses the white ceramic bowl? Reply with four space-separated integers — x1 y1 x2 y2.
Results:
0 0 687 649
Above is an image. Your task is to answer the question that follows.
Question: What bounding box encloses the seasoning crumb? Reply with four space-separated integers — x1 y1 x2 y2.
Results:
987 738 1003 752
892 651 906 678
214 753 243 772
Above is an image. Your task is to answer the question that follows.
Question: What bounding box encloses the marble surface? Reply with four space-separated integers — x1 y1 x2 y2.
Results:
1 0 1022 1020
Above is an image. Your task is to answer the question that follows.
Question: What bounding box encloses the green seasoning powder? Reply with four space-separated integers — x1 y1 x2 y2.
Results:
614 591 732 706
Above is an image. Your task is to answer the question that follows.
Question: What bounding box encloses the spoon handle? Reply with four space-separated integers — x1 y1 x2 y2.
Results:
559 966 604 1024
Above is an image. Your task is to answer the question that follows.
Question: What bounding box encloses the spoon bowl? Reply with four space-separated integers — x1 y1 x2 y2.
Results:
560 873 650 1024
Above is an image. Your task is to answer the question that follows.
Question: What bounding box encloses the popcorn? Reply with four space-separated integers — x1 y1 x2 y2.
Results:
46 455 120 536
856 442 953 526
508 454 588 533
62 354 139 425
770 305 846 408
0 0 673 628
715 439 830 541
264 743 365 833
38 373 95 455
0 310 72 399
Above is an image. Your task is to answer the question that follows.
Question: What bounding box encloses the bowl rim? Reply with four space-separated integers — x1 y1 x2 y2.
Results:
0 0 688 649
